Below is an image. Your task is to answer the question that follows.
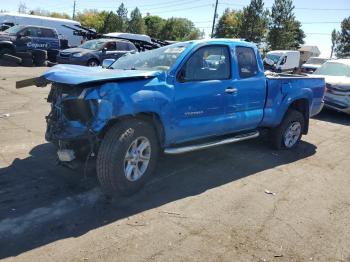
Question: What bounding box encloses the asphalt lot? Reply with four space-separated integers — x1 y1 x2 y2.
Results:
0 66 349 262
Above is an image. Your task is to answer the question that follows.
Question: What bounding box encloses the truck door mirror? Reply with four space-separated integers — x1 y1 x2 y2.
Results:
102 59 115 69
177 68 186 83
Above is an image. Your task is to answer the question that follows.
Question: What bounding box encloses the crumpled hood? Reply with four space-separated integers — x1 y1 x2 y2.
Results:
41 64 162 85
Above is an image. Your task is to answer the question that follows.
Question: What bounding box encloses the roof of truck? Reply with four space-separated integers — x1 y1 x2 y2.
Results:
184 38 257 48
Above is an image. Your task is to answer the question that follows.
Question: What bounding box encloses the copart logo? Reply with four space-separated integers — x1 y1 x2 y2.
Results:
27 42 49 48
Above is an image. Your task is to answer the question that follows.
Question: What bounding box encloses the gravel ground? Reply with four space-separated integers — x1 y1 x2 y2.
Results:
0 66 349 262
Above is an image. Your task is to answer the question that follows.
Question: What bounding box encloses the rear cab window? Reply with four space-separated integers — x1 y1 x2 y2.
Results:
236 46 258 78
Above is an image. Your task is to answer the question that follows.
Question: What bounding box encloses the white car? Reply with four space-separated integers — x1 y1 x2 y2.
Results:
313 59 350 114
301 57 329 73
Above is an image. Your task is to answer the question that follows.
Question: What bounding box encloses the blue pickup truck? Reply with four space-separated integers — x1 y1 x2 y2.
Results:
17 39 325 196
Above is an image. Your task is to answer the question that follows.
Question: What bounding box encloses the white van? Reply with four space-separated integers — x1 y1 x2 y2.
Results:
264 50 300 72
0 13 83 47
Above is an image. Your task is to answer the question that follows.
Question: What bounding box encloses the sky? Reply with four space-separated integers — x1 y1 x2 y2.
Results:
0 0 349 57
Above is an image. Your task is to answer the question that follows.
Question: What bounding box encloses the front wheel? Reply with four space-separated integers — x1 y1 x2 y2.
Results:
87 59 99 67
96 119 159 196
271 109 305 150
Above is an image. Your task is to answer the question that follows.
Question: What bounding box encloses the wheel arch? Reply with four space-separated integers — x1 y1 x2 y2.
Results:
287 98 310 134
0 41 15 54
98 112 165 147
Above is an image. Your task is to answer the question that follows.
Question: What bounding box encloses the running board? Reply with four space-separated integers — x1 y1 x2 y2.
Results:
164 131 259 155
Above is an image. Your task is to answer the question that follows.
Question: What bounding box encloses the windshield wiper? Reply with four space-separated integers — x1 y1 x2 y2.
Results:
123 67 137 70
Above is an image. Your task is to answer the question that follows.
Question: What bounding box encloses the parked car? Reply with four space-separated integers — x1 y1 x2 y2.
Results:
313 59 350 114
0 25 60 55
56 38 137 67
301 57 328 73
263 50 300 72
17 39 325 196
0 13 83 46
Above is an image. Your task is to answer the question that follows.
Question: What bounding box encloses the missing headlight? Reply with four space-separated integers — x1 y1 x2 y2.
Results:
62 99 98 123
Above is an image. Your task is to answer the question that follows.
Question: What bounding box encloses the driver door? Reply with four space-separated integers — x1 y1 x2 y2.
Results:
171 44 233 143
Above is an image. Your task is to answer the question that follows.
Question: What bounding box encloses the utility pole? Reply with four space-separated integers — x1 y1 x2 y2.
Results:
211 0 218 38
72 0 76 20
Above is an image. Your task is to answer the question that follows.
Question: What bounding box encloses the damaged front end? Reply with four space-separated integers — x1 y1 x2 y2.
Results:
46 83 102 164
44 79 126 166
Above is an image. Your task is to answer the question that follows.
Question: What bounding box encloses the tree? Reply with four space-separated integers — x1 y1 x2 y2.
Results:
267 0 305 50
214 8 242 38
18 2 27 14
161 17 201 41
335 17 350 58
76 9 106 33
30 9 70 19
238 0 269 46
101 11 119 33
128 8 145 34
116 3 128 32
144 15 165 39
330 29 338 58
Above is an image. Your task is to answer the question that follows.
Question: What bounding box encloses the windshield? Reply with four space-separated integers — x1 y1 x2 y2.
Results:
306 57 327 65
266 54 281 64
4 25 23 35
111 43 190 71
79 40 106 50
314 62 350 77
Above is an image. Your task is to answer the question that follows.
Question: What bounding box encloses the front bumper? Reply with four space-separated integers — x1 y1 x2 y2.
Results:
324 89 350 114
56 56 88 66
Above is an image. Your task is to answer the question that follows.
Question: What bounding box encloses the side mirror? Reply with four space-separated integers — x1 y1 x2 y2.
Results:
177 68 186 83
102 47 107 53
102 59 115 69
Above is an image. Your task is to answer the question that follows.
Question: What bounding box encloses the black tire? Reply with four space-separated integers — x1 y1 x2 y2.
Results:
87 59 99 67
0 47 14 56
21 57 34 67
0 54 22 66
15 51 33 59
47 49 59 63
271 109 305 150
32 49 47 66
97 119 159 196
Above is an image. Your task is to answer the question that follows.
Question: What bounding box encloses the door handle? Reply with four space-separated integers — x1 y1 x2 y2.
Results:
225 87 238 94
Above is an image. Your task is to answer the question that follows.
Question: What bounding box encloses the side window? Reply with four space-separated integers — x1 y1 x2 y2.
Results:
116 42 128 51
180 45 231 82
105 41 116 51
41 28 56 38
236 46 258 78
20 27 38 37
128 43 137 51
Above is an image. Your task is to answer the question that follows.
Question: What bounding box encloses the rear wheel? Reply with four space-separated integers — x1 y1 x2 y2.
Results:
271 109 305 150
96 119 159 196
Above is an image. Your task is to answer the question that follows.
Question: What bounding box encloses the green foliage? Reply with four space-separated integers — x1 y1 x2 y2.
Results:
116 3 128 32
128 8 145 34
144 15 165 38
238 0 269 45
335 17 350 58
160 17 201 41
214 8 242 38
76 9 106 32
30 9 71 19
267 0 305 50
